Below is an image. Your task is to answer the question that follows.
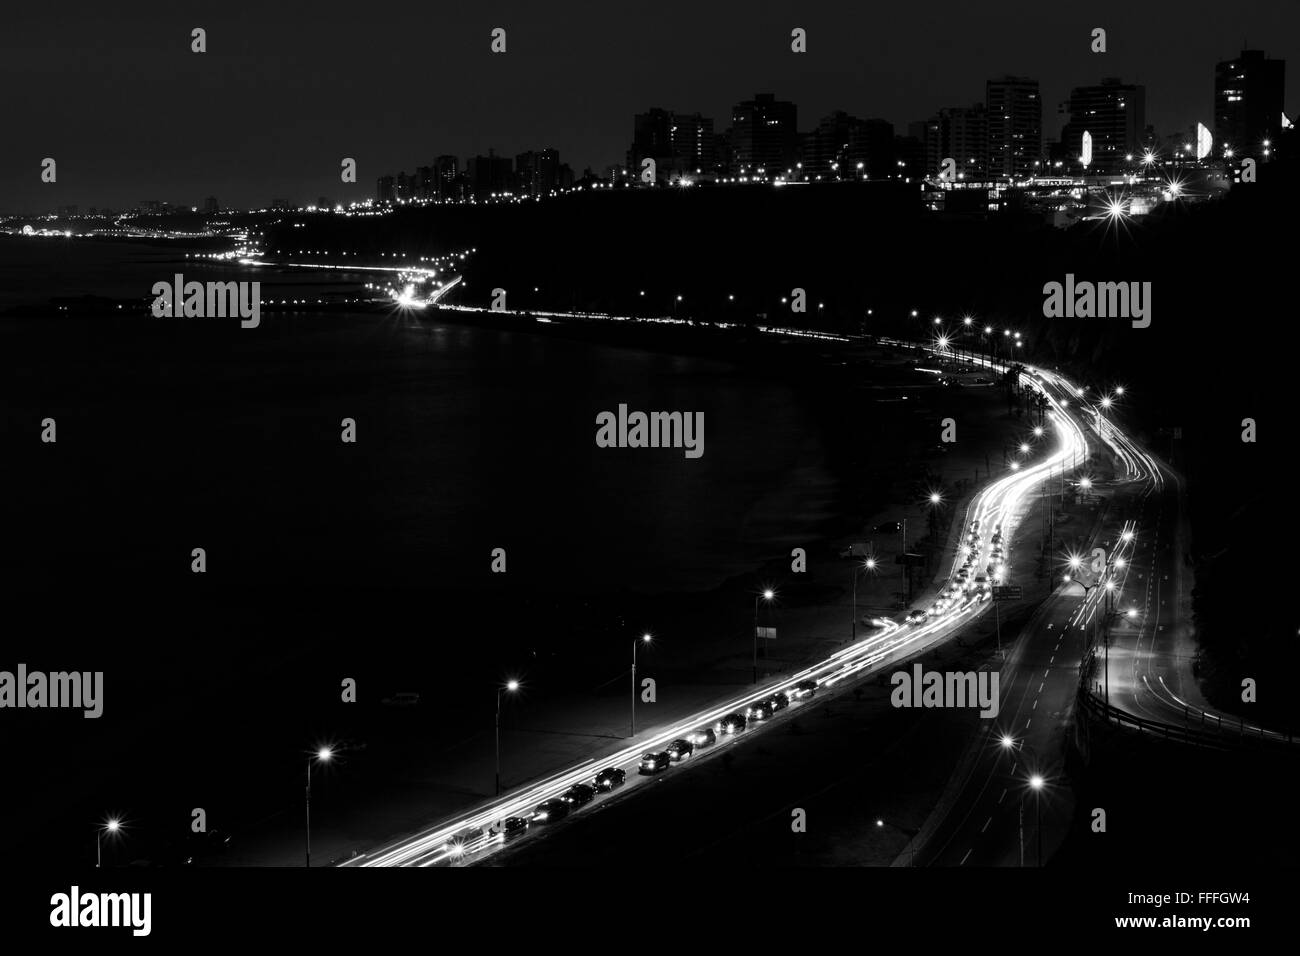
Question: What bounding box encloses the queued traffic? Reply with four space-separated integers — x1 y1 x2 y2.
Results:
349 356 1094 868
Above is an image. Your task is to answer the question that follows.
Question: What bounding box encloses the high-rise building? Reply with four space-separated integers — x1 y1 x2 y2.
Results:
801 112 895 180
203 196 219 214
1058 78 1145 175
729 93 797 177
986 76 1042 180
669 112 716 175
395 171 415 201
434 156 460 200
515 148 562 197
468 152 513 199
627 108 675 181
415 166 436 200
1214 49 1285 159
922 104 989 180
376 175 396 202
627 109 717 181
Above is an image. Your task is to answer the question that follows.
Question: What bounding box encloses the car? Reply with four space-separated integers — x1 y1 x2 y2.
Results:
716 713 747 734
501 815 530 839
561 783 597 807
769 691 790 711
639 751 671 774
975 575 990 592
444 826 489 857
532 799 570 823
930 602 944 616
666 738 695 761
906 608 928 625
793 679 818 699
688 727 717 748
593 767 626 791
746 700 774 721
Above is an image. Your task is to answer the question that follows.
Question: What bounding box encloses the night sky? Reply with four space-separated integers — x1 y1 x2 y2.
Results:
4 0 1297 212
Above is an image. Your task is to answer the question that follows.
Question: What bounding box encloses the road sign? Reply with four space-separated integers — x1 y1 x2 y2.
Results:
755 626 777 640
993 585 1022 601
896 552 926 567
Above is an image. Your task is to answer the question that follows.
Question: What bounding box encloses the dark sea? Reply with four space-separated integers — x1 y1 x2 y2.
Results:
5 234 918 861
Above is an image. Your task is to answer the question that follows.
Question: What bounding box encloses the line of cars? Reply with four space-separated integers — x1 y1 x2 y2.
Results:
441 678 824 861
444 763 633 857
906 518 1006 626
638 679 818 775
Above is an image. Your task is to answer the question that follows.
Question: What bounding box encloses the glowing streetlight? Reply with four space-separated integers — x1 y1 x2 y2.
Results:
630 635 652 737
306 746 334 867
754 590 775 683
97 818 122 868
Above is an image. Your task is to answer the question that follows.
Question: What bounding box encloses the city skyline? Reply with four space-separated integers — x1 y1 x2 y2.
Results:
5 1 1298 212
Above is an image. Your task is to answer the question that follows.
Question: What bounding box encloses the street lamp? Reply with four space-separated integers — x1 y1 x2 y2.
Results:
306 746 333 868
96 818 121 868
853 553 878 643
631 635 651 737
875 818 919 866
497 680 519 794
754 589 774 684
999 736 1047 866
1028 774 1045 866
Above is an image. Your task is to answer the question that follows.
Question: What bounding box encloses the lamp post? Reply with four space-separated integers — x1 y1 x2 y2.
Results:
754 589 774 684
96 818 120 868
999 735 1046 867
496 679 519 794
855 555 877 642
631 635 650 737
306 746 333 868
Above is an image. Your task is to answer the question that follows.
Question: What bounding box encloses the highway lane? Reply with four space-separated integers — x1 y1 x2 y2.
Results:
1074 392 1294 743
346 357 1092 866
920 362 1291 867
